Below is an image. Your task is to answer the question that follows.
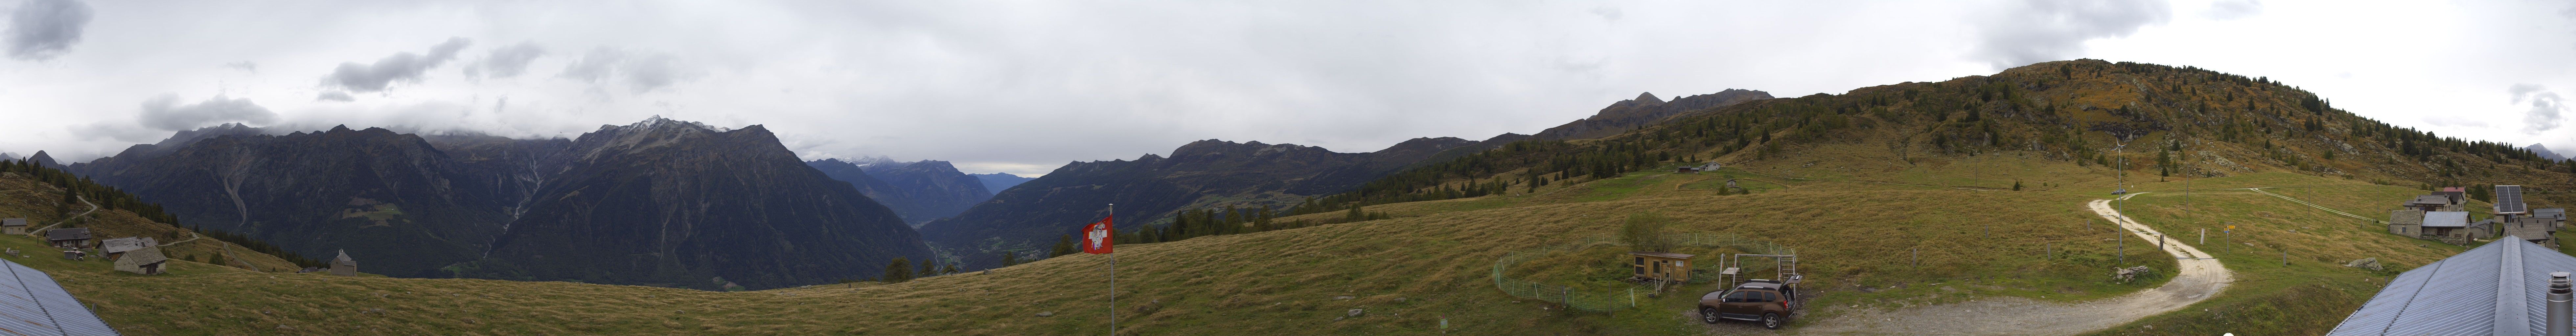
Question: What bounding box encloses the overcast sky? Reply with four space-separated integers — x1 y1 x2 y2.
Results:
0 0 2570 176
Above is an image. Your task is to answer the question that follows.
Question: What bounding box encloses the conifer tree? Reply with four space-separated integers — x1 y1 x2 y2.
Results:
883 258 913 283
1051 234 1076 257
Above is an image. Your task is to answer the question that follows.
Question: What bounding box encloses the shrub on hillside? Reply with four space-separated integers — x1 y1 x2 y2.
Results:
1621 212 1675 252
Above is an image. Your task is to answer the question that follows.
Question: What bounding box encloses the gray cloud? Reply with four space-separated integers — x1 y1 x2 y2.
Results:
323 37 471 92
465 42 545 79
139 94 277 131
559 47 694 93
316 91 354 101
1970 0 2172 70
5 0 91 61
69 94 277 142
2203 0 2261 20
223 61 257 73
2513 84 2567 134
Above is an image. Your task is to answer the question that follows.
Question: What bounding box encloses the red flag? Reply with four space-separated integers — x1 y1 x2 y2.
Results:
1082 216 1114 254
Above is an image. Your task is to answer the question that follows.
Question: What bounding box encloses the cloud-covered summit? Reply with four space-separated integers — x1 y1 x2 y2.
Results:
323 37 472 92
1969 0 2172 70
5 0 90 61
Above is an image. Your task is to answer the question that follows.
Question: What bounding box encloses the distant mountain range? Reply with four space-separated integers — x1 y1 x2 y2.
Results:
914 89 1772 269
35 86 1777 285
968 173 1035 193
68 117 934 290
2531 144 2567 161
809 158 993 225
916 137 1483 268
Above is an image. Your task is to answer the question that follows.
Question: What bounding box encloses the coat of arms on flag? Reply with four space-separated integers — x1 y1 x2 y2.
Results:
1082 216 1113 254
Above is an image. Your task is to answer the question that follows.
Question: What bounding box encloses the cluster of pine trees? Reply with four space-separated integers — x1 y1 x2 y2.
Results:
0 159 325 268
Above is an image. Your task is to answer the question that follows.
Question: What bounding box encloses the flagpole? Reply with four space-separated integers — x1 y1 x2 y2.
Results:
1108 203 1116 336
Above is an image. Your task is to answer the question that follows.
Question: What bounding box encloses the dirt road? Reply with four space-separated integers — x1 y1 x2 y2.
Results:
1740 193 2233 336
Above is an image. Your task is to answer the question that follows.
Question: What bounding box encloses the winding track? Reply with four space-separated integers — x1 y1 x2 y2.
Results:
20 195 96 238
1762 192 2234 336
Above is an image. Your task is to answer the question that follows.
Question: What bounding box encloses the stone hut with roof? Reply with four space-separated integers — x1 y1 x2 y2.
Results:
114 246 168 275
44 228 90 249
330 249 357 276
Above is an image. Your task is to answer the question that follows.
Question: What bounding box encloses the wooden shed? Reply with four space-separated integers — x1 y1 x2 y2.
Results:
1629 251 1695 283
114 246 167 275
0 218 24 235
330 249 357 276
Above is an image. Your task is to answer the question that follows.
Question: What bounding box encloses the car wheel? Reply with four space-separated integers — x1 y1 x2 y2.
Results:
1700 307 1720 324
1761 312 1782 329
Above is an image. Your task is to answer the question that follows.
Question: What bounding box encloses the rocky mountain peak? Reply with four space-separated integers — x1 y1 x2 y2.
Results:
1633 92 1664 104
2533 144 2568 161
28 151 59 168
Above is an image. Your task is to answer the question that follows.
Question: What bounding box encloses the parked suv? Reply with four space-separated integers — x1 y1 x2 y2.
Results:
1699 280 1794 329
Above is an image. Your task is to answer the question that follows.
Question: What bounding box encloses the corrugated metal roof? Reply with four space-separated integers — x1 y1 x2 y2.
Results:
2328 237 2576 336
2422 212 2472 228
0 257 118 336
0 220 20 227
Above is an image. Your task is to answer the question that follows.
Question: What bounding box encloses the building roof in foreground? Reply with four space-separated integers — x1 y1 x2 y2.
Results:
2327 237 2576 336
0 257 119 335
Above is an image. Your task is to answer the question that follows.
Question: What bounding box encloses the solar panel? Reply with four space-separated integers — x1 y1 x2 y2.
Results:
2496 185 2528 215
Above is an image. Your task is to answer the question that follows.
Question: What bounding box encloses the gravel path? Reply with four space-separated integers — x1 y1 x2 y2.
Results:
1716 192 2234 336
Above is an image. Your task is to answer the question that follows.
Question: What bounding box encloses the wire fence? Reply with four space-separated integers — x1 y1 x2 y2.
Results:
1490 232 1794 313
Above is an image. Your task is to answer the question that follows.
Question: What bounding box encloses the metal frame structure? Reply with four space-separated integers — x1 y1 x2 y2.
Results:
1720 253 1802 311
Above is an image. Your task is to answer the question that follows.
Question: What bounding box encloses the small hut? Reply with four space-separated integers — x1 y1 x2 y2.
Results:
1629 252 1695 283
99 236 155 260
44 228 90 249
0 218 25 235
113 246 168 275
2433 187 2468 204
1676 167 1700 174
2388 210 2426 236
2421 211 2474 244
330 249 357 276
